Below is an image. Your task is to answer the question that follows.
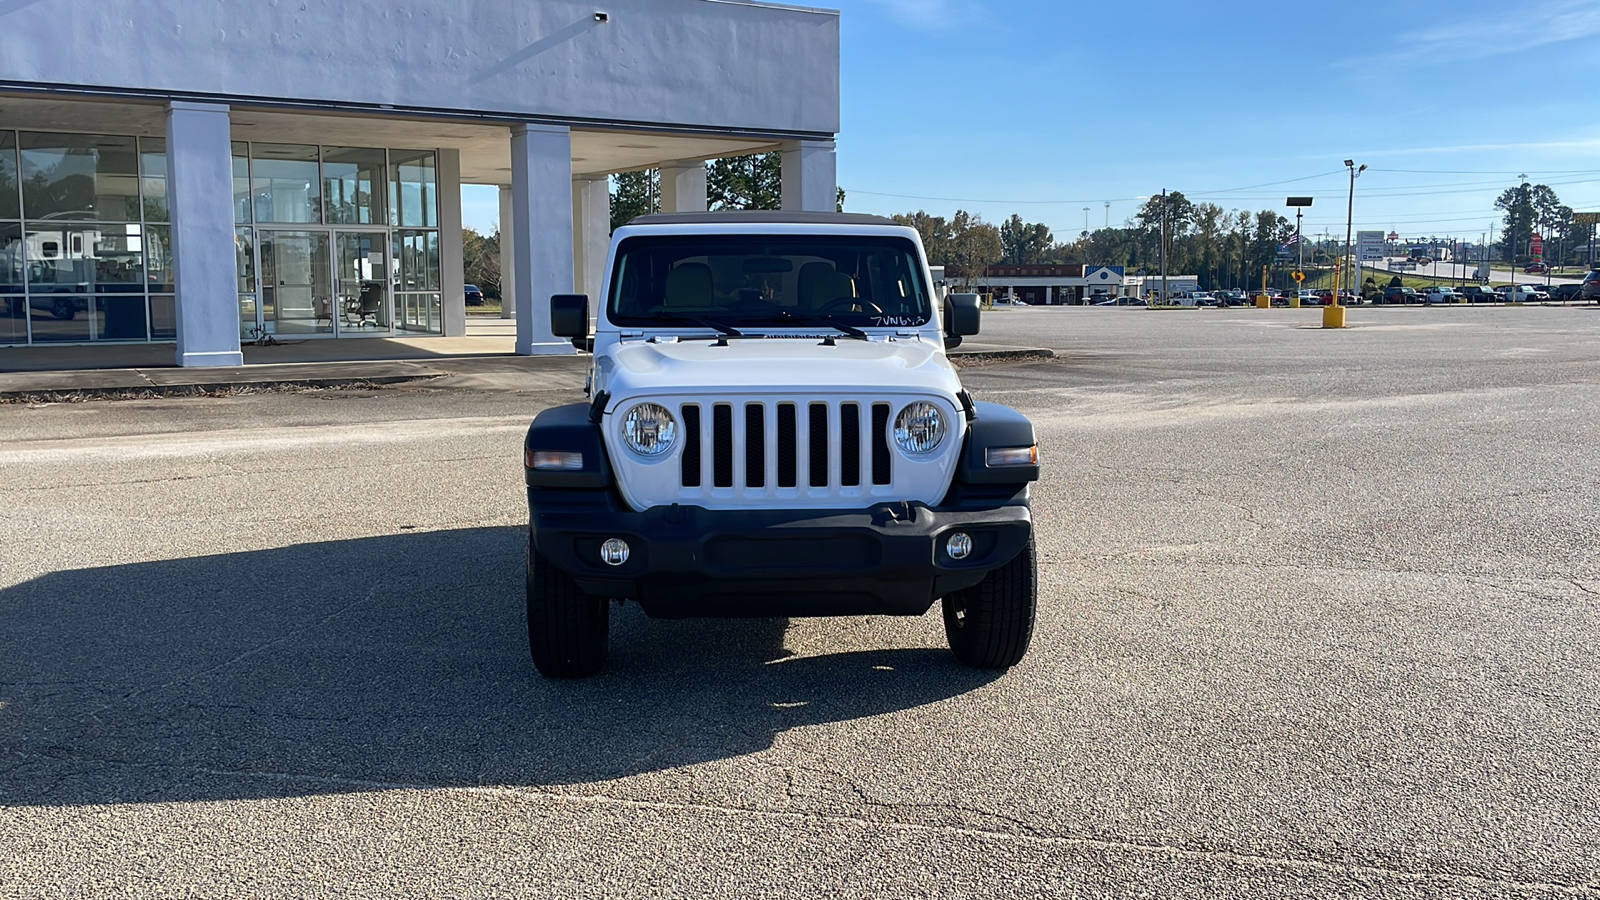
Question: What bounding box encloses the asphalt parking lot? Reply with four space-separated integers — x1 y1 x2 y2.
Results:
2 306 1598 897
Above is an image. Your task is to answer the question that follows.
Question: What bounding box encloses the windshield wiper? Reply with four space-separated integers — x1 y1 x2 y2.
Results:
743 311 869 339
648 311 742 336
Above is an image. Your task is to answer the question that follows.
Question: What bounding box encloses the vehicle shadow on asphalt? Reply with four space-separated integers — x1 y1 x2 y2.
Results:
0 526 1000 806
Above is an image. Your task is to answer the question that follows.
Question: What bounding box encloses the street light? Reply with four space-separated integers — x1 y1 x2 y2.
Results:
1082 206 1090 238
1343 160 1366 299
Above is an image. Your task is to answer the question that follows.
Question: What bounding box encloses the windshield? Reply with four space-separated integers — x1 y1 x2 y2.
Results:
607 234 932 329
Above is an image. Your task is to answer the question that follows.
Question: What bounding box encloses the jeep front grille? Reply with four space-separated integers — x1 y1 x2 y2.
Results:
680 399 893 494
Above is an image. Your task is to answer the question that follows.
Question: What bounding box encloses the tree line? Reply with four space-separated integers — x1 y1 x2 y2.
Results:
892 194 1301 292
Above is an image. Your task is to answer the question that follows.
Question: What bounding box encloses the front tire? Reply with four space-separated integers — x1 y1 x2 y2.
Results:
942 535 1037 669
51 297 76 320
526 544 609 678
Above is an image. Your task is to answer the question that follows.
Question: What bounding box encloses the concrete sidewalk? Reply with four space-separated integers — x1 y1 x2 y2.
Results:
0 324 1050 399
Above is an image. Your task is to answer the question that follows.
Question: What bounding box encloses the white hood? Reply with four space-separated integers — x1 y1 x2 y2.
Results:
596 336 962 401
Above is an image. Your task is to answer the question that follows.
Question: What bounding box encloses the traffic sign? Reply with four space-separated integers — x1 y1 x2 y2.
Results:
1575 212 1600 225
1292 270 1305 283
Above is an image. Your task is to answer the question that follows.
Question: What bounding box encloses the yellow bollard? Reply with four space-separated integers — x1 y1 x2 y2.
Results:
1290 295 1301 308
1255 295 1269 308
1322 304 1346 328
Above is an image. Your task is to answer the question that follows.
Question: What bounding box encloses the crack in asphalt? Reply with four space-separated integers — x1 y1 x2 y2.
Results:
7 752 1595 897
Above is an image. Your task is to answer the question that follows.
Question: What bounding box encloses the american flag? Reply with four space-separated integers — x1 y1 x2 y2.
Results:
1283 233 1300 245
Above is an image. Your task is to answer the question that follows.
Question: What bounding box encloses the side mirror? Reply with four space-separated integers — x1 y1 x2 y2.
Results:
945 292 981 338
551 294 588 339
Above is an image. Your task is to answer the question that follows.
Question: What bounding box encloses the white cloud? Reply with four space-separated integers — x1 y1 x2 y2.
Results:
1348 0 1600 66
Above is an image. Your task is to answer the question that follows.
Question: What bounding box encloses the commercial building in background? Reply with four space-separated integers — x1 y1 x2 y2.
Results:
944 264 1130 304
0 0 840 366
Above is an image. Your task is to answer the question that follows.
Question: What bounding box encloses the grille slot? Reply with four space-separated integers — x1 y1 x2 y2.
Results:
744 402 766 488
871 402 892 485
777 403 798 488
808 403 829 488
840 403 861 487
712 403 734 488
681 404 702 487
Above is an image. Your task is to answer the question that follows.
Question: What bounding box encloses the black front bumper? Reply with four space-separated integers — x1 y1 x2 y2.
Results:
528 487 1031 619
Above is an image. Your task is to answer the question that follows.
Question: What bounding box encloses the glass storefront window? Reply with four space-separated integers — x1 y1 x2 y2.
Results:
0 131 18 220
390 150 437 228
91 223 147 291
94 293 149 340
140 138 168 223
0 222 23 344
322 147 386 225
232 142 252 224
18 132 140 221
145 224 173 293
395 229 440 292
26 296 91 342
250 143 321 224
149 295 176 341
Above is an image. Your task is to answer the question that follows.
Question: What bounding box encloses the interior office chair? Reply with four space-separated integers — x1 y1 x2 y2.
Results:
354 282 382 328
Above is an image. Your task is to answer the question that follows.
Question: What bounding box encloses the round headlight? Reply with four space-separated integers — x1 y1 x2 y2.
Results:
621 402 677 456
893 401 946 454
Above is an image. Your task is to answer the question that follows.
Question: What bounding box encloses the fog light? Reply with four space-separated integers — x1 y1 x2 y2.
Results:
946 532 973 560
600 538 630 566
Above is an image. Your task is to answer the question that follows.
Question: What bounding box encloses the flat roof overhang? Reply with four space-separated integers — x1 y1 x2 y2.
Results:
0 92 806 182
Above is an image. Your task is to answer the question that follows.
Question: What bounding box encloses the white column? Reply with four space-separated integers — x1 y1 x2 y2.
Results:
572 176 610 300
660 162 707 212
1044 286 1053 305
510 123 577 356
165 101 243 367
498 186 515 319
780 139 837 212
437 149 466 337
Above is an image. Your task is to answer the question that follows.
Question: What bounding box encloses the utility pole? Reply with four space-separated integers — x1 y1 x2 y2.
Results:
1104 201 1110 229
1159 189 1168 305
1343 160 1365 300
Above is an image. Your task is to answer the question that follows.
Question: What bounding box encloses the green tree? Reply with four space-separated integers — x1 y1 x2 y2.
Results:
461 227 501 298
892 211 953 265
610 169 659 230
708 153 781 210
946 210 1003 292
999 214 1053 265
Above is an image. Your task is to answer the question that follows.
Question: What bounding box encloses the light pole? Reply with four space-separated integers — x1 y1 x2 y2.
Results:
1104 201 1110 229
1343 160 1365 300
1082 207 1090 237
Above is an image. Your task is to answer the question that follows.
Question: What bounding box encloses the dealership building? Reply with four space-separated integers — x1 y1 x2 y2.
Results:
0 0 840 366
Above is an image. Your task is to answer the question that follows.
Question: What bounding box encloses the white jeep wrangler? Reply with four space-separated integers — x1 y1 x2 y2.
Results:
522 211 1039 678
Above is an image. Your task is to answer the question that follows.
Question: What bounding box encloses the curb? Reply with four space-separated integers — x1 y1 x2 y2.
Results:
0 373 439 402
947 347 1055 362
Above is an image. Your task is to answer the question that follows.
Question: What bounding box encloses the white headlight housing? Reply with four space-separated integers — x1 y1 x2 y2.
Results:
621 402 677 456
893 401 946 454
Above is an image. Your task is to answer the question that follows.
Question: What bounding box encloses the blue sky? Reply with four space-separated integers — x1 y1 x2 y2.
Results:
467 0 1600 245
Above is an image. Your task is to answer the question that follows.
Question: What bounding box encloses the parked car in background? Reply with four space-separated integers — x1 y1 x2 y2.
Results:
1094 296 1147 306
1547 283 1582 302
1292 290 1324 305
1382 286 1419 303
1460 284 1498 302
1580 268 1600 301
1522 262 1550 275
1499 284 1548 302
1216 289 1248 306
464 284 485 306
1421 286 1461 303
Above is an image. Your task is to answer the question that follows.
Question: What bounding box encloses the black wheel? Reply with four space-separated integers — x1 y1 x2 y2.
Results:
942 535 1037 669
51 297 76 320
526 543 609 678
